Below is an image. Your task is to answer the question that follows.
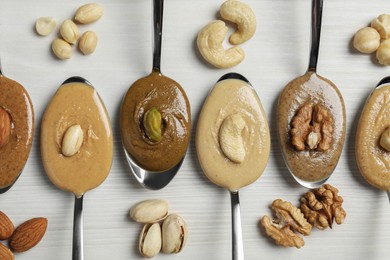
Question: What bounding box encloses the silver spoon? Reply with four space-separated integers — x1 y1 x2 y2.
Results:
120 0 190 190
277 0 346 189
197 72 270 260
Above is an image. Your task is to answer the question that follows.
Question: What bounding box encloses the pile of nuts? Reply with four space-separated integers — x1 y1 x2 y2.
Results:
197 0 256 68
129 199 188 258
0 211 48 259
260 184 346 248
35 3 103 59
353 14 390 65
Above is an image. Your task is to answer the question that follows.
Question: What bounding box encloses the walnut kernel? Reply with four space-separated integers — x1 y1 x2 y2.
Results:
291 103 333 152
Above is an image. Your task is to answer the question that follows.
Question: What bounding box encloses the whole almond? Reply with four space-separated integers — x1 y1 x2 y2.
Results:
62 124 84 157
0 107 11 150
0 243 14 260
0 211 14 240
75 3 104 24
10 217 48 253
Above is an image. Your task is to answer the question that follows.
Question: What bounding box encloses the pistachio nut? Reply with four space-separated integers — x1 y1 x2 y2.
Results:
143 108 163 142
162 214 188 254
139 223 162 258
60 19 80 44
130 199 169 224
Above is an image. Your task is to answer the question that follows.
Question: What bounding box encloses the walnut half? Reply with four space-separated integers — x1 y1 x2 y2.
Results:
260 199 312 248
300 184 346 230
291 103 333 151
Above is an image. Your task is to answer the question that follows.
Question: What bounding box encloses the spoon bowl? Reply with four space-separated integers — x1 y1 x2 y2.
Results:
277 0 346 189
197 72 270 260
120 0 191 190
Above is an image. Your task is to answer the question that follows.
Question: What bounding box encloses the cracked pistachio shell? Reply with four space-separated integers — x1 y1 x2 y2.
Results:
130 199 169 223
139 223 162 258
162 214 188 254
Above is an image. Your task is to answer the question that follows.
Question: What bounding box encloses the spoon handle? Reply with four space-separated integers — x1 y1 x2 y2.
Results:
72 195 84 260
230 191 244 260
152 0 164 72
308 0 323 72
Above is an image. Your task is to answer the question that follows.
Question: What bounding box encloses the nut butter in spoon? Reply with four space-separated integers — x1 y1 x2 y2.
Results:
0 61 34 194
120 0 191 190
41 77 113 260
356 77 390 193
277 0 346 188
196 73 270 259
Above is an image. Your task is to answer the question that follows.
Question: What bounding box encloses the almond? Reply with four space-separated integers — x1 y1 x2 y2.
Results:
0 243 14 260
10 217 48 253
0 107 11 149
0 211 14 240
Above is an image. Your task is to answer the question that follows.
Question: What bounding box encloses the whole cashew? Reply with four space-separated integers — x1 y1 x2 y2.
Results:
219 113 246 163
197 20 245 68
220 0 256 45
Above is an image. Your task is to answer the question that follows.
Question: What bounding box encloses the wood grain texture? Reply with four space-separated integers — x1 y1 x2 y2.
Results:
1 0 390 259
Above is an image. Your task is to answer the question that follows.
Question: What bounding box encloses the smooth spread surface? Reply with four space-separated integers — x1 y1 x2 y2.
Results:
356 85 390 190
120 71 191 172
0 75 34 189
277 72 346 182
196 78 270 191
41 82 113 197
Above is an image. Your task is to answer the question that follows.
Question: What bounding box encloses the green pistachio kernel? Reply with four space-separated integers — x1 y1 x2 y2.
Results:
143 107 162 142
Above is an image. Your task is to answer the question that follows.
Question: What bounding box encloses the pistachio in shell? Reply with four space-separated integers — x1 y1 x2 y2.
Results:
162 214 188 254
130 199 169 224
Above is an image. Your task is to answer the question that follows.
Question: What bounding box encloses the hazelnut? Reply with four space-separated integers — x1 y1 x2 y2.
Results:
353 27 380 54
376 38 390 65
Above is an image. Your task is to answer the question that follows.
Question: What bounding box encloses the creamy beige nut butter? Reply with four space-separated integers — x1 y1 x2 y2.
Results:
41 81 113 197
196 78 270 191
356 84 390 190
0 75 34 190
277 72 346 182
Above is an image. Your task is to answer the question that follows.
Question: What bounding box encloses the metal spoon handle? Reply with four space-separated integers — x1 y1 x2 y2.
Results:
230 191 244 260
72 195 84 260
152 0 163 72
308 0 323 72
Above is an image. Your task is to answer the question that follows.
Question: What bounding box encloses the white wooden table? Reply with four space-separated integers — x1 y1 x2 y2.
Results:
1 0 390 259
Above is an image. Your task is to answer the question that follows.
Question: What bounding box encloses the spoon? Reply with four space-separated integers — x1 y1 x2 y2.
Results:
0 58 34 194
41 76 113 260
355 76 390 202
277 0 346 189
120 0 191 190
196 72 270 260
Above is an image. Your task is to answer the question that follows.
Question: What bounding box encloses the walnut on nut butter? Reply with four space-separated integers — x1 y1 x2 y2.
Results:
260 199 312 248
300 184 346 230
291 103 333 151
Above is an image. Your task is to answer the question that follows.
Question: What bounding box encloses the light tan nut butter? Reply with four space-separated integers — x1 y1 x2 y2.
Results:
51 38 72 60
75 3 104 24
35 17 56 36
79 31 98 55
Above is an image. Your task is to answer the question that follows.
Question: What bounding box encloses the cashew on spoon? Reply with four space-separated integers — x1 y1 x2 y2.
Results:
197 20 245 69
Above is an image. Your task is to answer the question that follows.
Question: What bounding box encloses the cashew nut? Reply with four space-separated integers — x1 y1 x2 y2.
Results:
353 27 380 54
376 38 390 65
197 20 245 68
371 14 390 40
380 127 390 152
219 114 246 163
220 0 256 45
